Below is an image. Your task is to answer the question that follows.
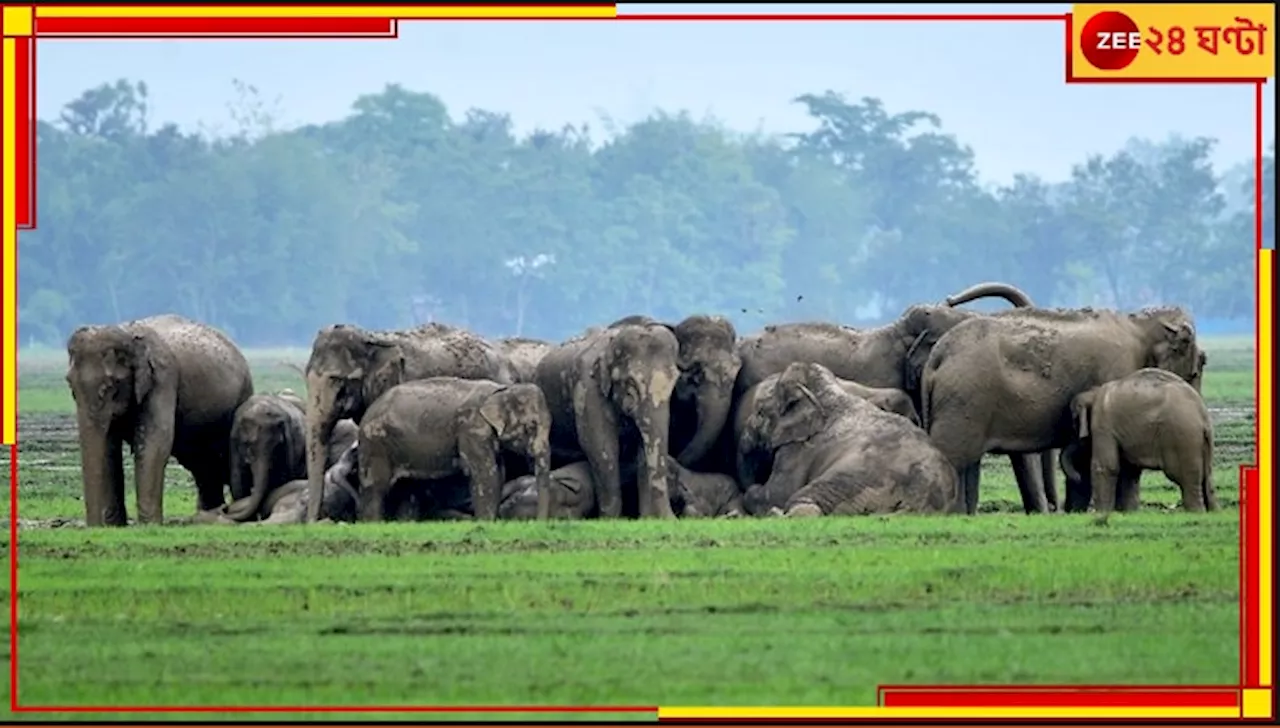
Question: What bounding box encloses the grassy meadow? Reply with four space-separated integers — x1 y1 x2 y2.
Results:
0 338 1255 719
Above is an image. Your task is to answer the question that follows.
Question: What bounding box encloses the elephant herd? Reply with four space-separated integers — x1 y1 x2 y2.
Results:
63 281 1218 528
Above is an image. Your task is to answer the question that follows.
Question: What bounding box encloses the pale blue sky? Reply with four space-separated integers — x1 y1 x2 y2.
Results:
35 2 1275 185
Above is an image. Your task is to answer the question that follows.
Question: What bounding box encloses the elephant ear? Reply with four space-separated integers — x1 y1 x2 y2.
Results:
477 389 510 440
1071 393 1093 440
131 333 156 405
771 383 826 447
365 342 405 402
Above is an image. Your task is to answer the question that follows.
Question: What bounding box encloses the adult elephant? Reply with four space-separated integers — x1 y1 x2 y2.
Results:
65 314 254 526
740 362 962 517
921 305 1203 516
534 322 680 519
303 322 517 522
610 314 741 470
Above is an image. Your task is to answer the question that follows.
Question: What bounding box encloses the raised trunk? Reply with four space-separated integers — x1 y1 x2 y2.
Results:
675 386 732 468
945 281 1035 308
636 401 675 519
76 413 126 527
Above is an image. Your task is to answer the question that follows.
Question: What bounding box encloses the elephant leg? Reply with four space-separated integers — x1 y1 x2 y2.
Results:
133 408 177 525
573 385 623 519
959 462 981 515
1040 450 1060 512
1010 454 1050 514
458 427 504 522
1116 464 1143 512
357 454 393 523
93 442 128 527
191 459 229 513
1089 438 1122 515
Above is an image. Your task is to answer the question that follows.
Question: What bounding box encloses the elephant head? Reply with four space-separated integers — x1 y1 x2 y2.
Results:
1139 311 1201 383
466 383 553 519
224 395 305 522
303 325 406 521
65 325 170 526
770 362 840 449
670 315 741 466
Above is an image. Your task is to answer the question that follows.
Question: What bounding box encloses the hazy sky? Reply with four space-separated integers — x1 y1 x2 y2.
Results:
35 2 1276 185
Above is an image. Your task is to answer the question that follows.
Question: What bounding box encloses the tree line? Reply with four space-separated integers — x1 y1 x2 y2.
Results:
19 78 1273 348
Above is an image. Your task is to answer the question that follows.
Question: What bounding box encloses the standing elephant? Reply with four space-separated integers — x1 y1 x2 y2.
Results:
534 322 680 519
610 315 742 470
921 306 1204 516
65 314 254 527
303 322 518 521
222 391 307 522
732 282 1053 510
495 337 554 384
356 377 552 521
739 363 961 517
1062 368 1216 514
733 372 919 490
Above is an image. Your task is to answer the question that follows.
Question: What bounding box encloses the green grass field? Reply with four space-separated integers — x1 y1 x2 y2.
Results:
0 339 1256 720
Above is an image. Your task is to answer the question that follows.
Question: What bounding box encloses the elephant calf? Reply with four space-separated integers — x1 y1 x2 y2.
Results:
203 440 361 525
357 377 553 521
1063 368 1216 514
741 362 962 518
667 456 743 518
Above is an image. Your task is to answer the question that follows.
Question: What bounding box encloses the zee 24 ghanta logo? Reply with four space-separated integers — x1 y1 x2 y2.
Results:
1078 6 1269 74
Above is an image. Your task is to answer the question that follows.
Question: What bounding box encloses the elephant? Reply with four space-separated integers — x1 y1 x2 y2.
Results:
221 392 307 522
495 337 554 383
609 315 742 470
1061 368 1217 514
65 314 254 526
203 440 362 525
498 461 598 520
667 456 744 518
733 371 919 490
739 362 962 517
920 305 1204 516
534 322 680 519
356 377 552 521
303 321 518 521
731 282 1054 511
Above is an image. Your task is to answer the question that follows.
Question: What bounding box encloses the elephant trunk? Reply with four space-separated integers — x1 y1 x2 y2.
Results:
675 385 732 468
224 450 273 522
945 281 1036 308
75 412 126 527
637 400 676 519
532 440 553 520
304 375 341 522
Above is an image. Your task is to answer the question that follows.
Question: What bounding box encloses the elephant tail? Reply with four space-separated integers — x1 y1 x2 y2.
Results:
1200 427 1217 511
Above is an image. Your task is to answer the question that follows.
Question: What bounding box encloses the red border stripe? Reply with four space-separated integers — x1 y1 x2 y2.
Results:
13 38 32 229
35 16 396 36
1242 465 1260 686
880 688 1241 709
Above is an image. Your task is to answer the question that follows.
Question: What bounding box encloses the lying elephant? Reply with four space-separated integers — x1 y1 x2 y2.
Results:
200 440 361 525
357 377 552 521
741 362 962 517
1062 368 1217 514
733 371 919 490
498 456 741 520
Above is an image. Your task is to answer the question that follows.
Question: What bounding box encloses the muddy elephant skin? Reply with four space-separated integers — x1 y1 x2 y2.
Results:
740 362 961 517
495 337 554 384
666 455 743 518
921 305 1203 516
734 372 920 490
65 314 254 526
498 461 598 520
610 314 742 471
534 323 680 519
303 322 518 521
1062 368 1216 514
222 392 308 522
356 377 552 521
213 440 362 525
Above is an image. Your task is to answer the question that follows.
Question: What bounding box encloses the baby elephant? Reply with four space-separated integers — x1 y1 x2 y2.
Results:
1063 368 1216 514
667 456 744 518
499 461 597 520
358 377 553 521
223 391 307 522
206 440 362 525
